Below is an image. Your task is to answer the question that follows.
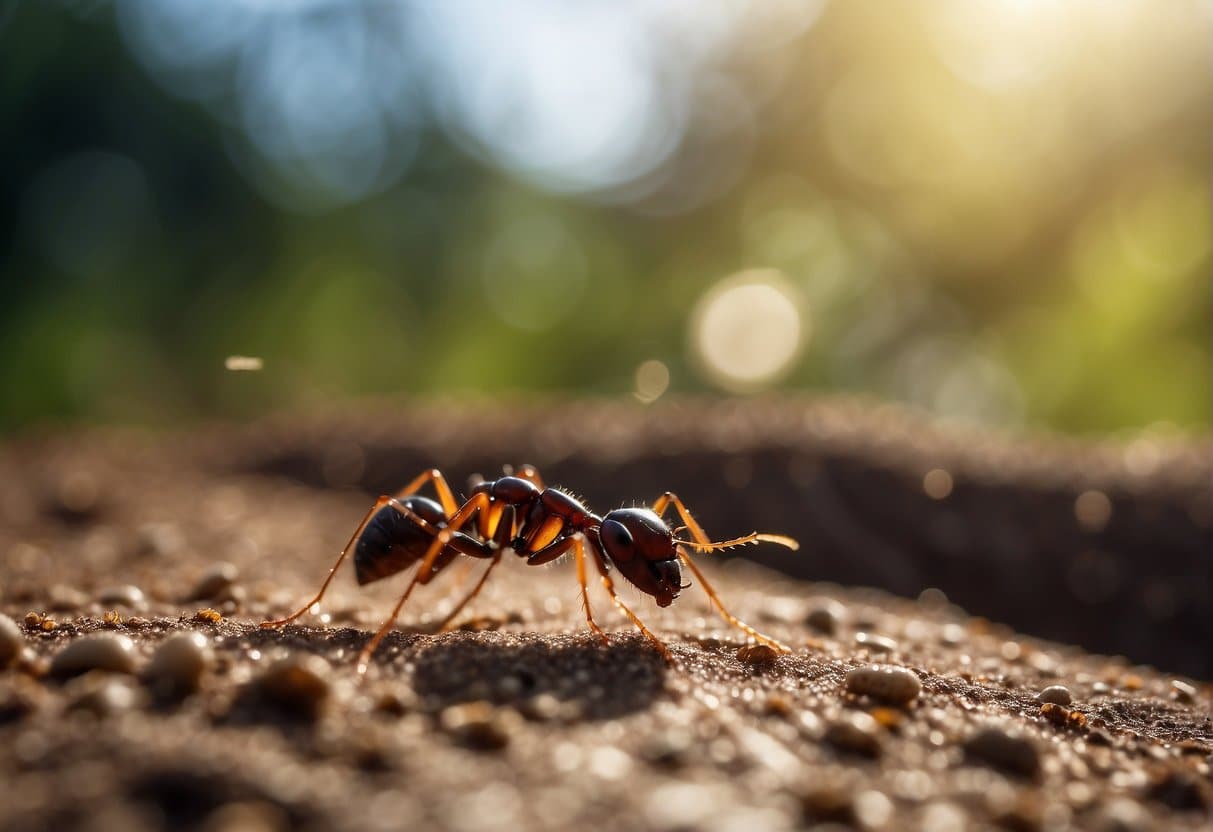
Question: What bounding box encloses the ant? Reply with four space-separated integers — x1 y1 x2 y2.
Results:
261 465 799 673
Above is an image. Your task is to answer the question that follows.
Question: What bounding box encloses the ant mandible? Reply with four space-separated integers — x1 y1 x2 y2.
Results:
260 465 799 673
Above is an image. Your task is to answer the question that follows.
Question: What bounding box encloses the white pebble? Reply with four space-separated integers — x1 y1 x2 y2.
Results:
0 614 23 667
98 585 145 608
50 633 137 678
188 562 240 601
144 631 212 698
845 664 923 705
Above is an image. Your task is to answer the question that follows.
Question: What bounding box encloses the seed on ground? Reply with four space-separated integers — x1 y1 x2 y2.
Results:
144 631 212 700
1036 684 1072 706
845 665 922 705
188 562 240 601
50 633 138 678
736 644 779 665
0 614 22 668
963 726 1041 780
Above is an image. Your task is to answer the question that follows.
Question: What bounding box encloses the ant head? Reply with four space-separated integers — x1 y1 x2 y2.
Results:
597 508 682 607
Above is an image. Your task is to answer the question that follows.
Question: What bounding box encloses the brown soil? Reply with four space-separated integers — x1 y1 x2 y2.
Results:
1 398 1210 831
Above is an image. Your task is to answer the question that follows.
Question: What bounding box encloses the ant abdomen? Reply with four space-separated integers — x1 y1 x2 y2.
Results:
354 495 447 585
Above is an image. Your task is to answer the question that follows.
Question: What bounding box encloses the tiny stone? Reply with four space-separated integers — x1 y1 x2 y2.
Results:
439 701 514 751
1091 796 1150 832
824 712 883 758
98 585 145 608
50 633 138 679
845 665 923 705
805 599 844 635
144 631 212 700
1037 685 1073 706
66 676 141 716
0 614 22 668
251 654 331 720
188 562 240 601
737 644 779 665
1092 681 1111 695
855 632 898 653
964 727 1041 780
1170 679 1197 703
47 584 88 611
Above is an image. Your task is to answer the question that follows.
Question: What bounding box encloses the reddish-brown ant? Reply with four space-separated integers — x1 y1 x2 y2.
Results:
260 465 798 673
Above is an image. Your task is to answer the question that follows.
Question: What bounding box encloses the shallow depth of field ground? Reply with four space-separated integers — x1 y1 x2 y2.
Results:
0 399 1210 831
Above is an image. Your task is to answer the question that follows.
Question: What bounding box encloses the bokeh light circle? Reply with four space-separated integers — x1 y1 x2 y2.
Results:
690 269 806 392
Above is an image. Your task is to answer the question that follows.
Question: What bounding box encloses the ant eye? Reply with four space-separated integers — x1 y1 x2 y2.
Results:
600 519 635 560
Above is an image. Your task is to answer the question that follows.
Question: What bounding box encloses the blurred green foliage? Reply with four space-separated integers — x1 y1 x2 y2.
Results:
1 1 1209 435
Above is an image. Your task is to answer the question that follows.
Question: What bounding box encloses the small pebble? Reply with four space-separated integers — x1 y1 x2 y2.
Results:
805 599 844 635
251 654 330 720
0 614 22 668
855 632 898 653
963 727 1041 779
845 665 922 705
47 584 88 611
439 701 514 751
98 585 145 608
824 712 883 758
144 631 212 700
737 644 779 665
1037 684 1072 706
188 562 240 601
50 634 138 678
66 676 142 716
1170 679 1197 703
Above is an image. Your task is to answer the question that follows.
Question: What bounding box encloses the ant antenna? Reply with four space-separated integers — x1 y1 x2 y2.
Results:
674 532 800 552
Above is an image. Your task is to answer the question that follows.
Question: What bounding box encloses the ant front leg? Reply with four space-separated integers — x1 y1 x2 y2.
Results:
653 491 790 653
583 536 673 661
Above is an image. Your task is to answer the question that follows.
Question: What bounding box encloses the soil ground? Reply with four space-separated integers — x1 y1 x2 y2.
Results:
1 398 1210 831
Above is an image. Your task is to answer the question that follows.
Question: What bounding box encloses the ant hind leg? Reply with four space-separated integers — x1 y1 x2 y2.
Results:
260 496 391 629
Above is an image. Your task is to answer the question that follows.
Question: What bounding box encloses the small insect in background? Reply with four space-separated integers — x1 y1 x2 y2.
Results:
261 465 799 673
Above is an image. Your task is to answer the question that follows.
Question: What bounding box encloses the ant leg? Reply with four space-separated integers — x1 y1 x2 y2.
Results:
652 491 712 547
435 505 515 631
516 464 546 490
434 550 503 632
568 534 609 646
394 468 459 517
676 549 790 652
355 493 487 675
260 496 391 628
583 536 673 661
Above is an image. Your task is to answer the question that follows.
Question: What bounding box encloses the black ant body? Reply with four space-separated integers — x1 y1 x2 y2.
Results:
261 465 798 673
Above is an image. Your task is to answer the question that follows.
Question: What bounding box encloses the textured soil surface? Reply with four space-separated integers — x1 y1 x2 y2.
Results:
1 399 1211 831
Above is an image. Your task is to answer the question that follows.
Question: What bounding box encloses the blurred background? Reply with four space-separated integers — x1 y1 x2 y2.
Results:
1 0 1210 436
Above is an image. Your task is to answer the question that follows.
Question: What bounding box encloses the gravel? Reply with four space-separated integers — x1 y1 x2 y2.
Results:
48 633 138 678
0 408 1210 832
